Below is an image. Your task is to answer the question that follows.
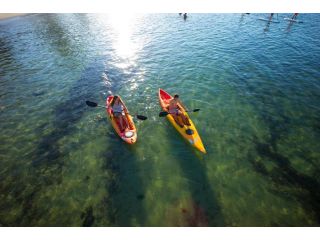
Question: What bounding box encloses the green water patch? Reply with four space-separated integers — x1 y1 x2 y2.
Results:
0 56 106 226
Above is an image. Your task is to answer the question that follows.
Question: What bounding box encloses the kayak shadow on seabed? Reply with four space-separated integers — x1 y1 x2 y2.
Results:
101 138 148 226
164 134 225 226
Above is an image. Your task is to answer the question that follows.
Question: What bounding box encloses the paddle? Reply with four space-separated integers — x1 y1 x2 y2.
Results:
86 101 103 108
85 101 148 120
159 109 200 117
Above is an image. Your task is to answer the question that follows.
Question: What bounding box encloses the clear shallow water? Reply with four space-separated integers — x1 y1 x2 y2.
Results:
0 13 319 226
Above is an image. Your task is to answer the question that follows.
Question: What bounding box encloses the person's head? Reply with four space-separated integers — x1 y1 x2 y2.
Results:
111 95 119 106
174 94 179 99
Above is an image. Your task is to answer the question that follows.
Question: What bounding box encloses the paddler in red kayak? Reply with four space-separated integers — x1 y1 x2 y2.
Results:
110 95 130 131
167 94 191 128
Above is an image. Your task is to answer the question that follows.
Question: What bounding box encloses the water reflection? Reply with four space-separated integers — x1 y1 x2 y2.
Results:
263 21 271 32
286 21 295 33
98 14 141 60
239 14 245 25
96 14 147 94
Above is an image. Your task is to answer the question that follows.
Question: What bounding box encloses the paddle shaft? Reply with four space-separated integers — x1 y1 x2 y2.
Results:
159 109 200 117
86 101 147 120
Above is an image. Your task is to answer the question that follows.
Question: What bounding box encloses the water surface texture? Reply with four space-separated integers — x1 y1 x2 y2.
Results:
0 13 320 226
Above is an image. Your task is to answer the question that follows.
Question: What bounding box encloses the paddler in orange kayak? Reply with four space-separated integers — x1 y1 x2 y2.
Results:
110 95 130 131
167 94 191 128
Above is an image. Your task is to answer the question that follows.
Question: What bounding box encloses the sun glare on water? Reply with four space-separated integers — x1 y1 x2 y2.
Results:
96 13 147 90
98 13 143 61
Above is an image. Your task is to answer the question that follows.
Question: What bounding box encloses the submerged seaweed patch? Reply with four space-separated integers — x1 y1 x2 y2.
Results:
137 194 145 200
250 139 320 224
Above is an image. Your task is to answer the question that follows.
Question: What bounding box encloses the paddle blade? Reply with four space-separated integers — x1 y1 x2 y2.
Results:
136 115 147 120
159 111 169 117
86 101 98 107
193 109 200 112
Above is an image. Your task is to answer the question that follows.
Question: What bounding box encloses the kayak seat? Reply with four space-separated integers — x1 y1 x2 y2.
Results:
112 112 129 132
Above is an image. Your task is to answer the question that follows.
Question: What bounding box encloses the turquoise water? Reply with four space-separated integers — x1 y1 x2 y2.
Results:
0 13 319 226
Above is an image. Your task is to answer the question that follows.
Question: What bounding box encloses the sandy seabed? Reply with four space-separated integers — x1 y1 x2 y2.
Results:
0 13 28 20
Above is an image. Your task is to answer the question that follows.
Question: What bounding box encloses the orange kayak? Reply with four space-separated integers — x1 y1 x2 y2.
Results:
158 88 206 153
106 95 137 144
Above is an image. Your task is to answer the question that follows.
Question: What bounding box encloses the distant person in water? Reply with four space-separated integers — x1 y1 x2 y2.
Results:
167 94 191 128
179 13 182 16
291 13 299 20
183 13 187 20
269 13 274 21
110 95 129 131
